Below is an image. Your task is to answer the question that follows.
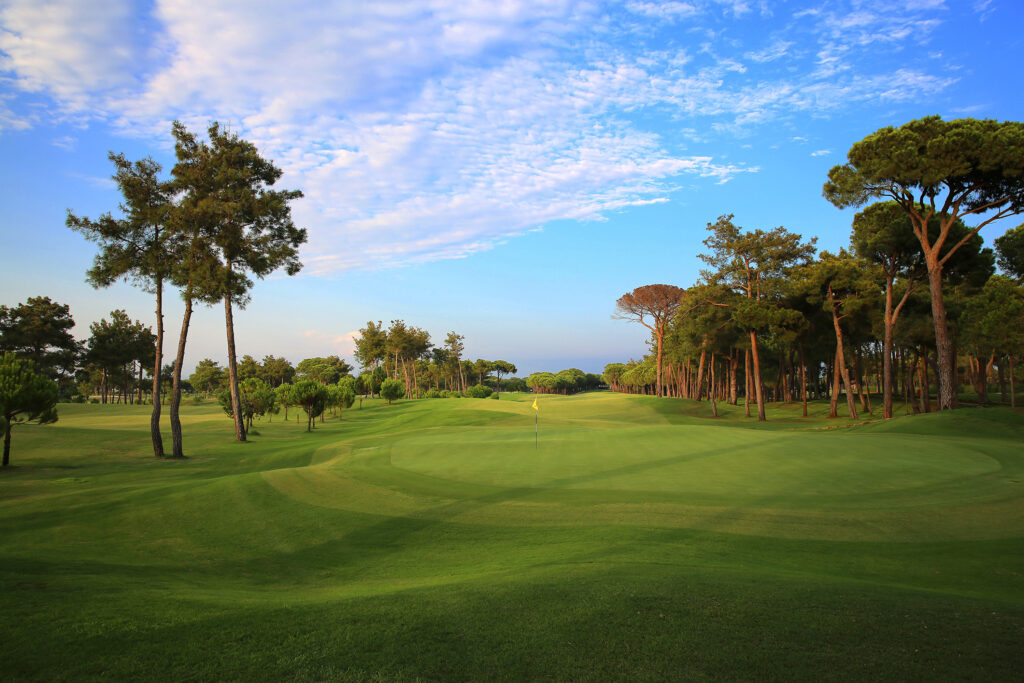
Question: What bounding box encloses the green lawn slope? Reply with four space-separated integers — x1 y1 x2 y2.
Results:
2 393 1023 680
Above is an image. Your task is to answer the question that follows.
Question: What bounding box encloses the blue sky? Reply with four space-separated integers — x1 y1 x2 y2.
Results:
1 0 1021 376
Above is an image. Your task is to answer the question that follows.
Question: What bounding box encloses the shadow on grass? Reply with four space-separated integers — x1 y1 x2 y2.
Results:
5 556 1023 681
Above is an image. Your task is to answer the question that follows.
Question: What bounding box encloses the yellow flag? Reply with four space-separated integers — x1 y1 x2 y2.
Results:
532 397 538 412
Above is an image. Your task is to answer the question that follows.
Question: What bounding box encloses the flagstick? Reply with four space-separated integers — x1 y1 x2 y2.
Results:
535 409 538 450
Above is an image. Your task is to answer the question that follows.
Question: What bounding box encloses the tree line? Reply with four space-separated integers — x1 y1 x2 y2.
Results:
525 369 604 395
609 117 1024 421
0 294 531 463
352 320 520 398
0 298 182 406
65 121 306 457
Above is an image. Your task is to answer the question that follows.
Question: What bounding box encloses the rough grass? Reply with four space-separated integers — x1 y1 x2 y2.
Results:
2 393 1023 681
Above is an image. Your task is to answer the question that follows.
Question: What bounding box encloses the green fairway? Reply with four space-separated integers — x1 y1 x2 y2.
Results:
3 393 1024 680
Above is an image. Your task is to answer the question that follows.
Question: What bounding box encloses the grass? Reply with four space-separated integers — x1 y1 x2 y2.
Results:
2 392 1023 680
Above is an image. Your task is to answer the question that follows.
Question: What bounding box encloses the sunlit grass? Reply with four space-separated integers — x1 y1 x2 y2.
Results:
2 393 1023 680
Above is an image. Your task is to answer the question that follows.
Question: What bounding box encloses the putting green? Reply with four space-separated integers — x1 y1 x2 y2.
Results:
255 396 1024 542
388 426 1000 497
4 394 1024 680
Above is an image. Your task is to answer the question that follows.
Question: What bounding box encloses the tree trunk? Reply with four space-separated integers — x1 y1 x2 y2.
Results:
902 349 911 415
826 287 859 420
744 349 751 418
709 352 718 418
952 343 960 408
882 279 895 419
170 294 193 458
918 354 928 414
1007 356 1015 409
998 360 1008 403
909 351 919 414
749 331 765 421
980 351 996 405
838 354 857 420
830 346 841 418
789 350 797 403
922 353 932 413
224 293 246 442
655 329 664 398
775 355 785 403
695 347 706 402
2 422 11 467
729 350 738 405
150 279 165 457
401 357 411 397
862 366 872 415
854 349 870 414
924 260 956 410
799 342 808 418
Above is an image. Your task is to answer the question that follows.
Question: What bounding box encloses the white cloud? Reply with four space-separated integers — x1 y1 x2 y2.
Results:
972 0 995 20
745 40 793 63
0 94 32 131
625 1 701 20
0 0 144 110
810 0 947 68
333 331 360 357
65 171 116 190
810 149 830 156
0 0 960 273
716 0 753 17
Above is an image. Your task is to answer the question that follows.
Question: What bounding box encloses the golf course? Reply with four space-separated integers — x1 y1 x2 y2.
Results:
2 392 1023 680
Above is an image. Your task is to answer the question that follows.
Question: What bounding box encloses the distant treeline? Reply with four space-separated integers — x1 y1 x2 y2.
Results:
525 369 604 395
351 320 521 398
608 117 1024 421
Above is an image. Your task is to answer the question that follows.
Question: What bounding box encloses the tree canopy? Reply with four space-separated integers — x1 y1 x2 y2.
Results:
67 152 173 456
0 352 58 467
291 379 328 432
613 284 684 398
380 378 405 404
171 121 307 442
995 224 1024 281
824 116 1024 410
0 297 80 384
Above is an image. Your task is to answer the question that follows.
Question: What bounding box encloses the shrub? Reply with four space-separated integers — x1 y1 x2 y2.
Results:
0 352 59 466
292 379 328 431
466 384 493 399
380 379 405 405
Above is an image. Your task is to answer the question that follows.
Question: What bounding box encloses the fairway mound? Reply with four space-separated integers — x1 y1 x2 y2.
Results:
793 419 882 431
250 400 1024 542
4 397 1024 680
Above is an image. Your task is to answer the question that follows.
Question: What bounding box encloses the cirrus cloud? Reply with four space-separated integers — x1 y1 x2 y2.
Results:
0 0 960 273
